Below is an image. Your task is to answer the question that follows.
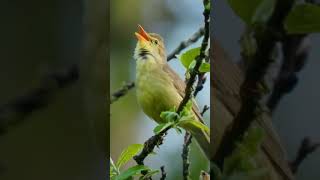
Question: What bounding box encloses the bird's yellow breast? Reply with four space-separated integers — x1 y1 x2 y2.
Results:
136 60 182 123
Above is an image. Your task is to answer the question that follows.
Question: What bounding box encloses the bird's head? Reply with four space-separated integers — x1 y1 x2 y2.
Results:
134 25 166 64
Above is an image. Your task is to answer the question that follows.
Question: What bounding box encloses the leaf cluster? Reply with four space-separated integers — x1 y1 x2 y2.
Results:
154 101 209 135
228 0 320 34
177 47 210 74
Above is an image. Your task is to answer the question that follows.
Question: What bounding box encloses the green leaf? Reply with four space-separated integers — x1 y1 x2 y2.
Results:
180 100 193 117
188 60 197 70
174 126 183 134
205 1 211 11
139 170 160 179
199 62 210 72
285 3 320 34
177 47 201 69
251 0 275 24
115 165 149 180
160 111 179 123
227 0 275 25
110 157 120 177
153 122 174 134
116 144 144 169
227 0 262 24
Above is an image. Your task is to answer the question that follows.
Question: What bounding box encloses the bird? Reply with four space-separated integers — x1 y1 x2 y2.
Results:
133 25 210 159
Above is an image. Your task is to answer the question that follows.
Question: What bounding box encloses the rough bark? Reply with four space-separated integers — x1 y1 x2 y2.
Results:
212 41 294 180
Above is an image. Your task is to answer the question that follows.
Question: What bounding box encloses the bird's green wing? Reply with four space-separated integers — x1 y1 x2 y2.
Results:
162 63 206 124
163 63 211 159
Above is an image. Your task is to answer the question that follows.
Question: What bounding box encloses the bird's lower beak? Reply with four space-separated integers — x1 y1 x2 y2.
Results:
135 25 150 42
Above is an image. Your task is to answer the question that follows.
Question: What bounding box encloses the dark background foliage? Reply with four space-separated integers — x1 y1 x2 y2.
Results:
0 1 106 179
214 0 320 179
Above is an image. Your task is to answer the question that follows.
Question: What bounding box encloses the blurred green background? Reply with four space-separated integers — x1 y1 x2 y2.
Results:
110 0 210 179
0 0 106 179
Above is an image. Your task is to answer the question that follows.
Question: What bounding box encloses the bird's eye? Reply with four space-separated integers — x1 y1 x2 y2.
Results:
154 40 158 45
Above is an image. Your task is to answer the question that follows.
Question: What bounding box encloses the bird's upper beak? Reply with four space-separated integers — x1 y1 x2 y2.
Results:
135 25 150 42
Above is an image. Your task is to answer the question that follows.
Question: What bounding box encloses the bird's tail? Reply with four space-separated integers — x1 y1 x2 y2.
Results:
179 120 211 160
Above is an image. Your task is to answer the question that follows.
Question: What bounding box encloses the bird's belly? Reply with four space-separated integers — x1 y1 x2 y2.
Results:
136 74 181 124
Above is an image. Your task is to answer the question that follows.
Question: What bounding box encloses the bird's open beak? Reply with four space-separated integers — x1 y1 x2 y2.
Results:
135 24 150 42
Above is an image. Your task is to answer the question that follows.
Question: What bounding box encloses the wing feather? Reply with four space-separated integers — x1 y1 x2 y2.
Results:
162 64 206 124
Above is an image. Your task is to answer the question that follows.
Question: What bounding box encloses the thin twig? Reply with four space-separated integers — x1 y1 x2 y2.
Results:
0 65 79 135
213 0 295 168
267 35 309 112
167 27 205 61
290 137 320 174
194 73 207 97
160 166 167 180
200 105 210 116
110 82 135 104
182 132 192 180
266 1 315 112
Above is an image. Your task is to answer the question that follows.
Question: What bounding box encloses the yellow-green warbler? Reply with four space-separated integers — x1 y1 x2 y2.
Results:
134 25 210 159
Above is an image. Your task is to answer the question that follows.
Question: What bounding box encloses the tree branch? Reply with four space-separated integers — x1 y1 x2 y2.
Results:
176 0 209 113
213 0 295 168
110 82 135 104
167 27 205 61
200 105 210 117
267 34 309 112
290 137 320 174
265 0 318 114
182 132 192 180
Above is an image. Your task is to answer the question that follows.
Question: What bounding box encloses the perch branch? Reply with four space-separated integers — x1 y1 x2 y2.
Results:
213 0 295 168
180 3 209 175
290 137 320 174
182 132 192 180
176 0 209 113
